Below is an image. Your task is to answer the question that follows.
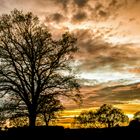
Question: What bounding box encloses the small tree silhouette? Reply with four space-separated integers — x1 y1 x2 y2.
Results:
133 111 140 120
73 111 98 128
96 104 129 128
129 111 140 128
38 95 64 126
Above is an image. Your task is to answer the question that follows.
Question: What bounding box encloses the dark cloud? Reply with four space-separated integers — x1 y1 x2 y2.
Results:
80 82 140 107
50 13 65 23
53 0 70 11
0 0 138 25
44 13 67 31
72 11 87 23
90 2 110 21
109 0 118 7
129 18 135 22
98 10 107 17
94 2 103 11
107 0 125 9
82 44 140 71
88 0 129 21
73 29 140 72
73 0 89 7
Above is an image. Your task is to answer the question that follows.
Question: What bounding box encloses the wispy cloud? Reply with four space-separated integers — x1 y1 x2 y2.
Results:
77 82 140 108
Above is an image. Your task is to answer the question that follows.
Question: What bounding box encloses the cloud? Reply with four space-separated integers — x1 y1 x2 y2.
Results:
0 0 139 28
53 0 70 11
109 0 118 7
79 82 140 108
0 0 7 9
98 10 107 17
0 0 140 110
73 29 140 72
129 68 140 74
0 0 139 74
71 11 87 23
47 13 66 23
62 80 140 108
73 0 89 7
51 13 64 22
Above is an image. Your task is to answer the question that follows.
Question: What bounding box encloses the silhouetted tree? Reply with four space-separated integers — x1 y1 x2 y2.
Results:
73 110 98 128
129 111 140 128
96 104 129 128
129 119 140 128
0 9 80 127
133 111 140 120
73 104 128 128
38 95 64 126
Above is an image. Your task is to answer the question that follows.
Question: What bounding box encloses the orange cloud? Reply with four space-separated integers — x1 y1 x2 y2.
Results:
129 68 140 74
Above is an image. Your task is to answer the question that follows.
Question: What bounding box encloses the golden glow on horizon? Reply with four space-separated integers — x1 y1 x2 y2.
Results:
56 103 139 128
126 114 134 119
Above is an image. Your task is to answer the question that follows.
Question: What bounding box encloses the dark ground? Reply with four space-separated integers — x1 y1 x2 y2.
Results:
0 126 140 140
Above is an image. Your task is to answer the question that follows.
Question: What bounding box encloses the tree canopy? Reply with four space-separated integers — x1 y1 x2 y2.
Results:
73 110 98 128
96 104 129 128
73 104 129 128
0 9 81 127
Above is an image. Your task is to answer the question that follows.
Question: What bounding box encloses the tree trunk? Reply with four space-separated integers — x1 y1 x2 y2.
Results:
29 110 37 127
108 122 111 128
43 113 49 126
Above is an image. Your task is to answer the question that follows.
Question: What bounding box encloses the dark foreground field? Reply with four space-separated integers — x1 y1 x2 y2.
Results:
0 126 140 140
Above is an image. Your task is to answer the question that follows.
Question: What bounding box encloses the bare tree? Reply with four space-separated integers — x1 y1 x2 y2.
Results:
38 94 64 126
0 9 80 127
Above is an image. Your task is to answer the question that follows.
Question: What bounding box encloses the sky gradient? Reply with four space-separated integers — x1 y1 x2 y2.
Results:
1 0 140 113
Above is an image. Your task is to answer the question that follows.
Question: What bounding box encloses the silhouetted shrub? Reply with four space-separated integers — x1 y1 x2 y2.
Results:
129 119 140 128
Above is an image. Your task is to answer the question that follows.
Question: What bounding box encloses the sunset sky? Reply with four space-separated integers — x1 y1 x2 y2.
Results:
1 0 140 115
